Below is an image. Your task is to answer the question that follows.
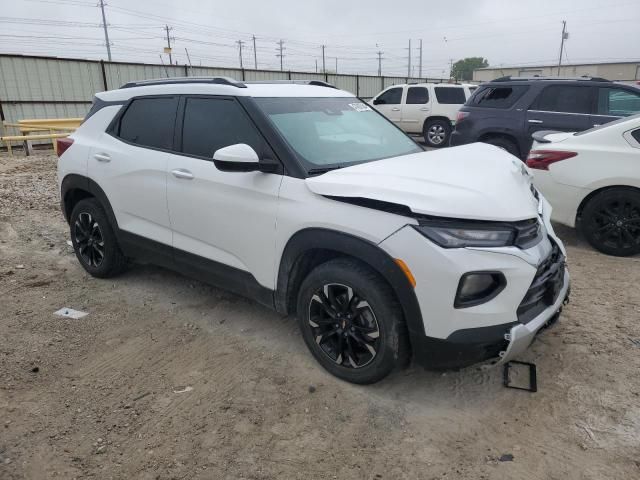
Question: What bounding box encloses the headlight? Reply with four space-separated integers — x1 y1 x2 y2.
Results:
413 224 515 248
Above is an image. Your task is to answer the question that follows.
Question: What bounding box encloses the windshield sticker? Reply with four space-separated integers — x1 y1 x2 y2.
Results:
348 103 372 112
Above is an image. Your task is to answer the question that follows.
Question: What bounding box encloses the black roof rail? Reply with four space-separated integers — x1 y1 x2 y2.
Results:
243 80 338 89
490 75 610 83
120 76 247 89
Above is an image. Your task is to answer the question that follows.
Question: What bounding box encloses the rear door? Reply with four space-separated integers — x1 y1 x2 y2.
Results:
372 86 404 126
592 86 640 127
526 85 594 140
89 96 178 246
400 86 430 133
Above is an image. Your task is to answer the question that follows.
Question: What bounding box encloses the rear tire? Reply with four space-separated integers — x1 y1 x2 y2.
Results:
580 188 640 257
69 198 128 278
296 258 409 384
482 136 520 158
423 119 451 148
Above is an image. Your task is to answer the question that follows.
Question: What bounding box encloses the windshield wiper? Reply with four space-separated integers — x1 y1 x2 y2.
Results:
307 165 345 176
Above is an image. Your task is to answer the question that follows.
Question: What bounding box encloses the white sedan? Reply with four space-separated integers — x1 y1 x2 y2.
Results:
527 114 640 257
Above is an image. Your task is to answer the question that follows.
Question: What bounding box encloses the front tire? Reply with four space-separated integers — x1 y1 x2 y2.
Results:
423 119 451 148
580 188 640 257
69 198 128 277
296 258 409 384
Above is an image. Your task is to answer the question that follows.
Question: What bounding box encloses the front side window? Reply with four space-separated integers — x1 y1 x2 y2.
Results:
181 97 263 158
375 87 402 105
406 87 429 104
470 85 528 108
117 97 178 150
255 97 421 171
434 87 466 104
597 88 640 117
534 85 594 114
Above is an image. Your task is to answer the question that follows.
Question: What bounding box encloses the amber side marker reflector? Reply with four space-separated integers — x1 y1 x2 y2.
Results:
394 259 416 288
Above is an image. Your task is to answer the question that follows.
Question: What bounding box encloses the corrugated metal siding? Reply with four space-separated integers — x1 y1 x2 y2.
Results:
104 63 185 89
289 71 326 81
383 77 407 88
358 76 384 98
327 75 356 95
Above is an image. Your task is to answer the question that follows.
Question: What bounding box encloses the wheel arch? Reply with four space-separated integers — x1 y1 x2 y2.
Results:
423 115 452 132
275 228 425 338
61 174 118 231
576 184 640 224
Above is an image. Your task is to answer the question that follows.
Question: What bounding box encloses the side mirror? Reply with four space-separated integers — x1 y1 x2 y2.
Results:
372 98 381 105
213 144 260 172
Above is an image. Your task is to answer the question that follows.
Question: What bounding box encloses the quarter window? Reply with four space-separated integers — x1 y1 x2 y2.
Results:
534 85 594 114
632 129 640 143
117 97 178 150
471 86 528 108
597 88 640 117
181 97 263 158
406 87 429 104
375 87 402 105
434 87 466 104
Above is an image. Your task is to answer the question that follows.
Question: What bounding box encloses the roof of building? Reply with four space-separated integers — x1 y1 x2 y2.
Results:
476 60 640 70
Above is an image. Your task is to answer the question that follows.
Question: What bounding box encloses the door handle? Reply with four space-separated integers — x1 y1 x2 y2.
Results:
171 168 194 180
528 119 543 124
94 153 111 162
391 107 401 111
419 107 430 111
592 124 601 127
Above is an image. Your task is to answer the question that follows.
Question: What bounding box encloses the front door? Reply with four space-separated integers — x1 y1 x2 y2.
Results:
372 86 404 126
166 96 282 289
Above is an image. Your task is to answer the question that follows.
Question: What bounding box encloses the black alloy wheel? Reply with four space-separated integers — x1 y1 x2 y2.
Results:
308 283 381 369
582 188 640 256
74 212 105 268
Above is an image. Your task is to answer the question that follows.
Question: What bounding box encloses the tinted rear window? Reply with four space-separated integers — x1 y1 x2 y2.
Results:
534 85 594 114
406 87 429 104
434 87 466 104
470 85 529 108
633 129 640 143
117 97 177 150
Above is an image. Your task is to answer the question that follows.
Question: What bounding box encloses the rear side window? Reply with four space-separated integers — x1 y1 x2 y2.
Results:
117 97 177 150
181 97 263 158
597 88 640 117
375 87 402 105
406 87 429 104
470 85 528 108
633 129 640 143
534 85 594 114
434 87 466 104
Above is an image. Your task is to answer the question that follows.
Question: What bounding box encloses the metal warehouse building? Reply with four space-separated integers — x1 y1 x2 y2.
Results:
473 61 640 84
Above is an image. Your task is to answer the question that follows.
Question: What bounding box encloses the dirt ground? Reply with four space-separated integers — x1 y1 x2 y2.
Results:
1 152 639 480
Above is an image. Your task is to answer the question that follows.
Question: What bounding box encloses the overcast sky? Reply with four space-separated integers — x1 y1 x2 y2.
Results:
1 0 639 77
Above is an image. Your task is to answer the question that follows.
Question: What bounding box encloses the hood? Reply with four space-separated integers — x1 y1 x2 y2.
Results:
305 143 539 222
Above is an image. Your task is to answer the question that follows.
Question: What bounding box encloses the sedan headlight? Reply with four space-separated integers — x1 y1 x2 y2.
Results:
413 223 515 248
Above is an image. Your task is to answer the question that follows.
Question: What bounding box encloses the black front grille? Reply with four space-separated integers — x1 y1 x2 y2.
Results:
517 241 565 323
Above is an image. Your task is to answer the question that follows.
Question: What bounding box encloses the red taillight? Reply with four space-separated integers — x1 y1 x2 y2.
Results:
456 111 469 123
526 150 577 170
56 137 74 158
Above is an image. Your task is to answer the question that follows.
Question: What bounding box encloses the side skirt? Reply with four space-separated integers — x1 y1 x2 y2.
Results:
118 230 275 310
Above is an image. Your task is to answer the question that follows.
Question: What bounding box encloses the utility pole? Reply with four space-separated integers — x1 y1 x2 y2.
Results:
315 59 318 73
449 58 454 80
321 45 326 73
377 50 383 76
184 47 193 74
98 0 111 61
236 40 245 69
252 35 257 69
164 25 173 64
335 57 338 74
557 20 568 76
276 39 285 71
418 39 423 78
407 39 411 78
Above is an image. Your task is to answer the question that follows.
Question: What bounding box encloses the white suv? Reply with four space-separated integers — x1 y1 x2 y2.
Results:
57 77 570 384
370 83 470 148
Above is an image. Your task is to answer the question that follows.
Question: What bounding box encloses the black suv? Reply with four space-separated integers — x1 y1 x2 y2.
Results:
450 76 640 159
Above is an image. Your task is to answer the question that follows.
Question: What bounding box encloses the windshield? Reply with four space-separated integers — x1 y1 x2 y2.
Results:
254 97 422 172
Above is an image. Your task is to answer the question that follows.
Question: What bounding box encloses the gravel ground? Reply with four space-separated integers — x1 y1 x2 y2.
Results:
0 152 639 480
